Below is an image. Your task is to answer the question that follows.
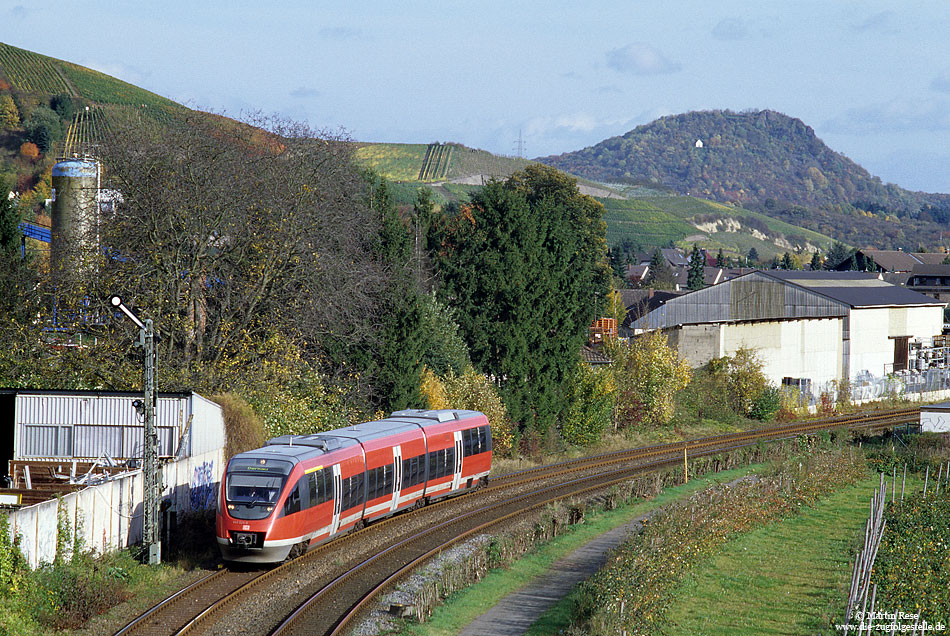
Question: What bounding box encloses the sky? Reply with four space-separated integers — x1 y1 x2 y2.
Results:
4 1 950 192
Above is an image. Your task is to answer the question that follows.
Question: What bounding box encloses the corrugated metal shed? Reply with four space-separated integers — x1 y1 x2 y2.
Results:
639 271 944 330
0 390 224 470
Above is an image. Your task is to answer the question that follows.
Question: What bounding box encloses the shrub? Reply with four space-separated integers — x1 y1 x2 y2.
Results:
211 392 266 460
442 367 515 457
609 331 691 427
0 513 26 596
561 362 616 446
723 347 769 416
749 385 782 420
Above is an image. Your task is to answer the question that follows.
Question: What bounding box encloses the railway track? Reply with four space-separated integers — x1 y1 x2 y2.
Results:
115 406 918 636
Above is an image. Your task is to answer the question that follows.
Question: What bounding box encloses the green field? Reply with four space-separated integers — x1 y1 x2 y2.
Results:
398 465 766 636
666 475 900 634
599 194 837 259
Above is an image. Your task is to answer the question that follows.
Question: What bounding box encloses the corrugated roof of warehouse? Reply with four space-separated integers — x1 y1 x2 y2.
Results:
762 270 947 308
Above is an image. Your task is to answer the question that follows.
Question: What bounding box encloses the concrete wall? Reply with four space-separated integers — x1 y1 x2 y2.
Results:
2 448 223 568
849 305 944 384
669 324 721 369
721 317 844 387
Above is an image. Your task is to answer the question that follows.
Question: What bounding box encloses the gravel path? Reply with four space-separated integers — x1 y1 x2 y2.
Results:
458 512 653 636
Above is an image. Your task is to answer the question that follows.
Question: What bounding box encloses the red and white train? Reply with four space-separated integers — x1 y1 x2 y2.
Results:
216 409 492 563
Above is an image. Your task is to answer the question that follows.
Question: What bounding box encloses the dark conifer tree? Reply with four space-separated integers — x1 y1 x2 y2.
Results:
687 244 705 290
369 176 427 412
431 165 611 434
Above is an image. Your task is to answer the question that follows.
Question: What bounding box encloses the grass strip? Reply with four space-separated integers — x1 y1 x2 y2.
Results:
665 474 923 635
399 464 765 636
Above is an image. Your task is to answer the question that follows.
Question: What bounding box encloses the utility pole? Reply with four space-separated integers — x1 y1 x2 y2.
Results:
110 296 161 564
513 129 526 158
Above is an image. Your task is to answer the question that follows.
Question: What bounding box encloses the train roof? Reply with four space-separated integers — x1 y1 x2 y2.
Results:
265 409 485 450
230 443 323 466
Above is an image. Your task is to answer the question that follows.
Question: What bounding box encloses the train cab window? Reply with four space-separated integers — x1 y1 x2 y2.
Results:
226 473 285 520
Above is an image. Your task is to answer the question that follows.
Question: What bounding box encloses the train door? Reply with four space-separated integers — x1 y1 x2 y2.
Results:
451 431 463 491
330 463 342 535
391 445 402 512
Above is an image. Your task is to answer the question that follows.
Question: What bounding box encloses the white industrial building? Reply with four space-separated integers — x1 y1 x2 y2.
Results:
633 271 947 402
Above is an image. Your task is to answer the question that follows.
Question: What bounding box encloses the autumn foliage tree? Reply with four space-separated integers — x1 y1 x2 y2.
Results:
94 112 392 404
18 142 39 162
609 330 691 427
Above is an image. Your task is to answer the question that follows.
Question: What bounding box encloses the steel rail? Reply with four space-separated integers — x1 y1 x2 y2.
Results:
120 406 917 636
276 408 919 636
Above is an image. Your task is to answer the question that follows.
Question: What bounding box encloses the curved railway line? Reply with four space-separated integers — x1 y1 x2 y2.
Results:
114 406 918 636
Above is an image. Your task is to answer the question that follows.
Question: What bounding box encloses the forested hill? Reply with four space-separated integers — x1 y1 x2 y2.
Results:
538 109 950 219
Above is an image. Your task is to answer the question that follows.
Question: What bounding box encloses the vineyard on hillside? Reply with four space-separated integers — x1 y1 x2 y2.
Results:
0 43 75 96
62 107 108 158
418 143 452 181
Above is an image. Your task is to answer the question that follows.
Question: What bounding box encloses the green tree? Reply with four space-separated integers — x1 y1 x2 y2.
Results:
687 243 705 290
0 94 18 129
608 331 691 427
50 93 77 122
715 247 725 267
825 241 852 269
25 105 61 152
418 292 470 376
561 361 616 446
431 164 611 434
646 248 676 290
0 195 20 256
747 247 759 265
368 175 427 412
780 252 794 270
810 251 823 270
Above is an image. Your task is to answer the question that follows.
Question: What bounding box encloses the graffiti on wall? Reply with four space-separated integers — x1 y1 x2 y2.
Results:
190 461 215 510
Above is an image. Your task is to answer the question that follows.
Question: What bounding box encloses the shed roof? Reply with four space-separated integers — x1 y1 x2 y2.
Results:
762 270 945 308
637 270 944 330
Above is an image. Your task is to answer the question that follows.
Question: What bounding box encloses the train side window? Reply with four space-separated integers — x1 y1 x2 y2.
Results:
284 482 301 516
479 426 491 452
367 467 378 500
309 470 326 507
445 447 455 475
462 429 472 457
382 464 393 494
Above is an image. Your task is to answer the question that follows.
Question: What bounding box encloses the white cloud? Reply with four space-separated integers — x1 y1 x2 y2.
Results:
606 43 681 75
712 18 748 41
850 11 899 35
931 70 950 94
823 98 950 134
290 86 320 99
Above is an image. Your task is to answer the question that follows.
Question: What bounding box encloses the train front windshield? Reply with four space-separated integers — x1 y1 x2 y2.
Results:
225 457 292 520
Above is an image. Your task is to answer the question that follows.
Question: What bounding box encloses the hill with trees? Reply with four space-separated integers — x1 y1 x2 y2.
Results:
539 109 950 250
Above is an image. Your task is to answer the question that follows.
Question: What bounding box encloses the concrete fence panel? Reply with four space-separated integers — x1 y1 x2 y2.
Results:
2 448 224 567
